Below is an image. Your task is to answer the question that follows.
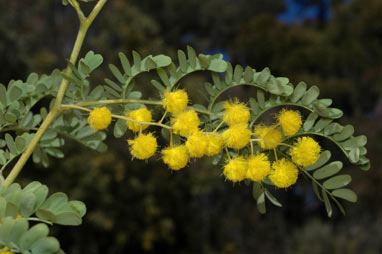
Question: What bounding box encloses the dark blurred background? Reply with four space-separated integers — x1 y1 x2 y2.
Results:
1 0 382 253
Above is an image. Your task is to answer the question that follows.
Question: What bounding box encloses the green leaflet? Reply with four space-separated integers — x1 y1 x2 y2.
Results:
331 188 357 203
323 175 352 190
0 217 62 254
0 182 86 226
313 161 343 180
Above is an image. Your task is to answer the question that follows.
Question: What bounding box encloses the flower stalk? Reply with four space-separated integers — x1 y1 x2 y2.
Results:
2 0 108 187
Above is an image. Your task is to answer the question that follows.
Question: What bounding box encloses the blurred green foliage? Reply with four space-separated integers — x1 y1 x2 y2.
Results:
1 0 381 253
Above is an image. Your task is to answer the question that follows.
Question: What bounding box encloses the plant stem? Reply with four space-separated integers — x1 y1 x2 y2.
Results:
273 148 278 160
61 104 173 130
61 104 92 112
2 0 108 187
225 147 231 160
278 142 293 148
76 99 215 116
158 111 167 124
26 217 53 226
111 114 173 130
213 121 224 133
77 99 163 106
0 127 39 133
68 0 86 21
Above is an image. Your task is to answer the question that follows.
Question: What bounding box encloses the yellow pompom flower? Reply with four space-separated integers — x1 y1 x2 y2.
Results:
162 145 189 170
246 153 271 182
1 247 13 254
126 108 152 132
269 158 298 188
223 157 248 182
277 109 302 136
290 137 321 167
254 125 282 149
223 99 250 126
185 130 208 158
162 90 188 114
205 134 224 156
222 123 251 149
128 133 157 160
172 110 200 136
87 106 112 130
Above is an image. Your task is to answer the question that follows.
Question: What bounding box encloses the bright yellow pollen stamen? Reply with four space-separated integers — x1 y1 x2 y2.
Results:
185 130 208 158
162 90 188 115
269 158 298 188
128 133 157 160
126 108 152 132
290 136 321 167
162 145 189 170
172 110 200 136
223 99 250 126
254 125 282 149
205 134 224 156
222 123 251 149
246 153 271 182
278 109 302 136
87 106 112 130
223 156 248 182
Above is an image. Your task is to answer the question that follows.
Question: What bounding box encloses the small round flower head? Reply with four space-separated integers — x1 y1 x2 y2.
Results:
205 134 224 156
163 90 188 114
128 133 157 160
185 130 208 158
126 108 152 132
254 125 282 149
290 136 321 167
269 158 298 188
172 110 200 136
223 99 250 126
88 106 112 130
223 156 248 182
222 123 251 149
277 109 302 136
162 145 189 170
246 153 271 182
1 246 12 254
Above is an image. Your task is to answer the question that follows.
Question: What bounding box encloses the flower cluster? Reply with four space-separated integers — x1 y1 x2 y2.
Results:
224 154 271 183
86 91 321 189
161 90 223 169
220 107 320 188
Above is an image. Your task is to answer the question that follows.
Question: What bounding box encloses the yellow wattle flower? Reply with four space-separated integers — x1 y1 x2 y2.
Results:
126 108 152 132
162 145 189 170
128 133 157 160
222 123 251 149
223 157 248 182
0 246 13 254
162 90 188 114
223 99 250 126
185 130 208 158
87 106 112 130
290 137 321 167
246 153 271 182
172 110 200 136
205 134 224 156
254 125 282 149
278 109 302 136
269 158 298 188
